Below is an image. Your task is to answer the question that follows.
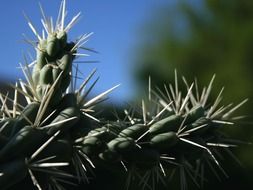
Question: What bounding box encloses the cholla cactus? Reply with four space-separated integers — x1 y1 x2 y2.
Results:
0 1 247 190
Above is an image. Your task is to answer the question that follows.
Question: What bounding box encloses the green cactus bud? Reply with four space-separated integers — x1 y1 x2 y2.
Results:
36 49 47 68
187 117 211 135
47 107 80 135
46 34 60 57
81 136 105 156
33 49 48 85
149 115 183 135
87 127 115 142
58 53 72 76
184 105 205 125
119 124 148 139
38 39 48 51
57 31 67 48
107 137 137 153
52 66 62 83
19 103 40 121
150 132 179 150
39 65 53 85
12 102 40 135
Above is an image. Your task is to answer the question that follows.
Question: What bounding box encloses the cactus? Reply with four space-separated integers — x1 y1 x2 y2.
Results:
0 1 248 190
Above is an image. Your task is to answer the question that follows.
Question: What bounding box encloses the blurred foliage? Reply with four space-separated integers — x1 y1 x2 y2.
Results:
134 0 253 189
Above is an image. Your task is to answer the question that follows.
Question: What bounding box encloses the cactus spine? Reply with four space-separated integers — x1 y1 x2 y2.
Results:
0 1 247 190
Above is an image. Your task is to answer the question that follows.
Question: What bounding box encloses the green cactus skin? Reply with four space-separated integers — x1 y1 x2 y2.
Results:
46 34 60 57
184 105 205 124
0 134 8 149
0 118 17 138
0 1 248 190
150 132 179 150
0 126 47 161
36 138 73 162
119 124 148 139
0 158 27 190
47 107 80 135
149 115 183 135
81 136 105 156
107 137 137 153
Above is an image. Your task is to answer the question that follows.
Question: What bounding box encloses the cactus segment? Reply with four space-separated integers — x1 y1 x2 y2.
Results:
36 138 73 162
107 137 137 153
184 105 205 124
46 34 60 57
0 118 17 138
81 136 105 156
150 132 179 150
119 124 148 139
47 107 80 135
0 134 8 149
0 158 27 190
149 115 183 135
0 126 47 161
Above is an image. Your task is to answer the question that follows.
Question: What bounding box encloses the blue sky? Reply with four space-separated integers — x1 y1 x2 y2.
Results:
0 0 176 103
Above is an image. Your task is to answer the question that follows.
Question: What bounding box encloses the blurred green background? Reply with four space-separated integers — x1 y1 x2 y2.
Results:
133 0 253 189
